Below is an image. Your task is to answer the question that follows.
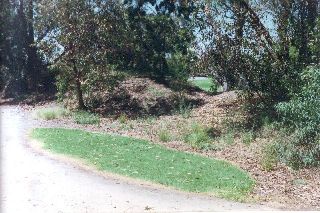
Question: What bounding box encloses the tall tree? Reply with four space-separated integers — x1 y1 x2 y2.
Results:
125 0 195 82
35 0 129 109
195 0 319 102
1 0 47 97
26 0 40 91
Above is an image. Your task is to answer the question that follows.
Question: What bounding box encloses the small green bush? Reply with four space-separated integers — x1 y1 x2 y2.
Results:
183 123 212 149
147 86 166 97
118 113 128 124
276 66 320 168
158 129 172 142
241 131 255 145
73 111 100 125
260 143 278 171
177 101 193 119
36 107 69 120
218 131 235 145
276 137 320 169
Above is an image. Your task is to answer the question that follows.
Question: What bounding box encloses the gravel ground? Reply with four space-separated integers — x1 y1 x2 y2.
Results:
0 105 273 213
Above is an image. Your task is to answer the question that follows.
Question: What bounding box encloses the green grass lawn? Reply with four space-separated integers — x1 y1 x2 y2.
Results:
31 128 254 200
189 77 215 92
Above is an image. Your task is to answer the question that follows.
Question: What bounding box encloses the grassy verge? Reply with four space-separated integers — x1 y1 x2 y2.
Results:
31 128 254 200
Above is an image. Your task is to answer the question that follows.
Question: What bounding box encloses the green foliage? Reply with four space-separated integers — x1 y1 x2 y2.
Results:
241 131 255 145
35 0 195 109
276 135 320 169
177 100 193 119
261 143 278 171
36 107 69 120
217 131 235 145
183 123 213 149
195 0 319 104
167 52 195 90
37 0 129 109
158 129 172 142
73 111 100 125
126 3 195 83
118 113 128 124
309 18 320 64
146 86 166 98
32 128 254 200
276 66 320 168
1 0 50 97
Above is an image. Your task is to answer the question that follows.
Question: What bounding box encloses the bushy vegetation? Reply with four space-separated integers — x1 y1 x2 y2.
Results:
276 66 320 168
241 131 255 145
183 123 213 149
176 100 193 119
36 107 69 120
2 0 319 170
73 111 100 125
261 143 278 171
158 129 172 142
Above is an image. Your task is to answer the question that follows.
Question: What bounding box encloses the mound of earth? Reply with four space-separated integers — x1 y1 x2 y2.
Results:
87 78 204 116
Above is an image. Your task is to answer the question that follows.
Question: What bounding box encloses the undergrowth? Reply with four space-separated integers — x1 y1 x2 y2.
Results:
183 122 214 149
36 106 69 120
73 111 100 125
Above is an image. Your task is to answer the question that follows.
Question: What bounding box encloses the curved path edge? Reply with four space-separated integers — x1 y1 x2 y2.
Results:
1 105 275 212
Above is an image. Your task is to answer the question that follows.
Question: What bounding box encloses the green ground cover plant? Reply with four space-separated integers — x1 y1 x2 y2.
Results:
31 128 254 200
158 128 172 142
36 107 69 120
183 123 213 149
73 111 100 125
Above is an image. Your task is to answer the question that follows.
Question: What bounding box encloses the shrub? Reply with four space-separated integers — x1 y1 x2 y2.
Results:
158 129 172 142
73 111 100 125
241 131 255 145
177 100 193 119
167 52 194 91
261 142 278 171
218 131 235 145
146 86 166 97
183 123 212 149
118 113 128 124
276 66 320 168
36 107 69 120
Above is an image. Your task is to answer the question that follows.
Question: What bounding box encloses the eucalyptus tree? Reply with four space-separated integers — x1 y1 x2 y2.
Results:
124 0 195 83
194 0 319 103
35 0 129 109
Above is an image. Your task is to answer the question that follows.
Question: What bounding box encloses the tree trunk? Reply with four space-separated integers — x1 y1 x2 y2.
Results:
239 0 278 61
277 0 292 61
232 1 246 87
72 60 86 110
26 0 40 91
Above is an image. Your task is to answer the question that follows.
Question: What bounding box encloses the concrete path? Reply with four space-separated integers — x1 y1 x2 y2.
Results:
0 105 272 212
